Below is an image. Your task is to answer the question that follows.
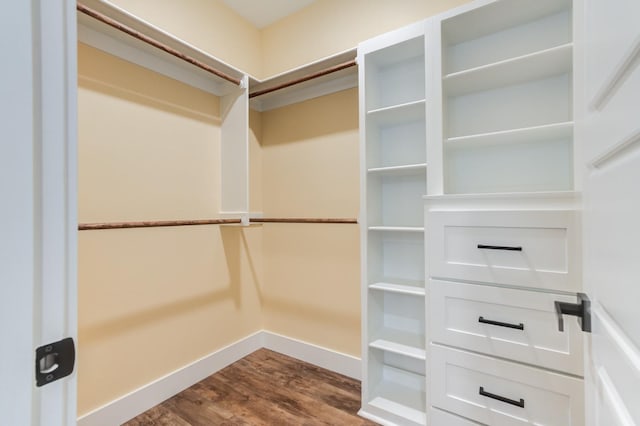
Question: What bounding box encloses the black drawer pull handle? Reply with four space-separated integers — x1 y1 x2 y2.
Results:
478 316 524 330
477 244 522 251
479 386 525 408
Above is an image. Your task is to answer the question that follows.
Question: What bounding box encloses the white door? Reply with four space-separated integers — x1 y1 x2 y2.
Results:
581 0 640 424
0 1 78 425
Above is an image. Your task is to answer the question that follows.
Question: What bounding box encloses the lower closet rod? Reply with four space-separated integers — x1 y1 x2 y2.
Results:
78 218 242 230
78 218 358 230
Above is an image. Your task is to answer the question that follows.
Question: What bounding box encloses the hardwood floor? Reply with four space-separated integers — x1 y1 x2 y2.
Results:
123 349 378 425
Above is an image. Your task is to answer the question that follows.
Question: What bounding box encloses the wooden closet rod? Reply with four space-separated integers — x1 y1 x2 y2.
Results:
249 60 357 99
78 218 242 230
77 4 242 86
78 218 358 230
250 218 357 224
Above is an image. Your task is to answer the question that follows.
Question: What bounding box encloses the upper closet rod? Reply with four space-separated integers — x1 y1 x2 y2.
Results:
249 60 357 98
77 3 242 86
250 218 357 224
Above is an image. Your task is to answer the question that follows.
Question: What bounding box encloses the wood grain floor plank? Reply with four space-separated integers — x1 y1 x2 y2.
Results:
122 403 192 426
123 349 377 425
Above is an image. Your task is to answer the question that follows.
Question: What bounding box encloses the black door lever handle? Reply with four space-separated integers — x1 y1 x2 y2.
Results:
555 293 591 333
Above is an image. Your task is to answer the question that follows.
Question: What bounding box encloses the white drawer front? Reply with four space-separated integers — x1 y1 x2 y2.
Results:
430 408 481 426
431 345 584 426
428 210 580 291
430 280 584 375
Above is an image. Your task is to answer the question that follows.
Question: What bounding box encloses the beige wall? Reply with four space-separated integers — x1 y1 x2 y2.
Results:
260 89 361 355
261 0 472 77
77 44 263 416
78 44 221 222
108 0 262 77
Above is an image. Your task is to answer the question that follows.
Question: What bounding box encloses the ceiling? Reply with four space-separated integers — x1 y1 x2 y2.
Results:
223 0 316 29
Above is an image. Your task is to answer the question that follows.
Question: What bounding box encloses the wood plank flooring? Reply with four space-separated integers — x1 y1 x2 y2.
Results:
123 348 378 425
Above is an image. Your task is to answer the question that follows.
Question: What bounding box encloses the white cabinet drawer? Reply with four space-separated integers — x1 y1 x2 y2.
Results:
430 408 481 426
427 210 580 291
430 280 583 375
431 345 584 426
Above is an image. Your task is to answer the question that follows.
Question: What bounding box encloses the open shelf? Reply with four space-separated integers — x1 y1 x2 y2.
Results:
367 230 424 284
248 49 357 111
370 337 426 361
77 0 245 97
369 390 426 425
447 121 573 149
369 290 425 356
442 0 572 74
368 226 424 233
367 350 427 426
441 0 574 196
444 43 572 96
445 136 573 194
369 280 425 296
367 163 426 175
446 73 571 139
367 99 426 117
365 100 426 169
364 36 425 111
367 172 426 228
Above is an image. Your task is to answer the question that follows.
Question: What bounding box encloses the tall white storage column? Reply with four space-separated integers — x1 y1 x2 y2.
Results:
358 21 428 426
425 0 586 424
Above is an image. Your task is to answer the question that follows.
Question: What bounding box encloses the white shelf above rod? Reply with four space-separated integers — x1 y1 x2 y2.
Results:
77 3 242 86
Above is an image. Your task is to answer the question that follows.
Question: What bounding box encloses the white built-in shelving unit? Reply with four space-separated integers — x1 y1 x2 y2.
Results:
360 0 587 425
423 0 585 425
439 0 575 195
358 21 428 426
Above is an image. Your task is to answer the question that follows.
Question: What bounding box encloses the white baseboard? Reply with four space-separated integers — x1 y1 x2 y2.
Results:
77 331 263 426
262 331 361 380
77 330 362 425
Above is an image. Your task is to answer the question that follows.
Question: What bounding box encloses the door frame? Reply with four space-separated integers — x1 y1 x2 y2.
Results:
0 1 78 424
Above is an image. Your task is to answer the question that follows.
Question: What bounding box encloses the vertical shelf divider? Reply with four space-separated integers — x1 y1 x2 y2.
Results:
220 75 250 224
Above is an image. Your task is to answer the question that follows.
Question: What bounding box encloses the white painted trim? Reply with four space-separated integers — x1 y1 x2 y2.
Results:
1 2 39 423
593 303 640 374
589 127 640 170
596 368 636 426
77 331 263 426
590 33 640 111
262 331 361 380
77 331 362 425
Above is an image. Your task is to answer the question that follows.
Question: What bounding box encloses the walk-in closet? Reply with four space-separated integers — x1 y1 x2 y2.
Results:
2 0 639 425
